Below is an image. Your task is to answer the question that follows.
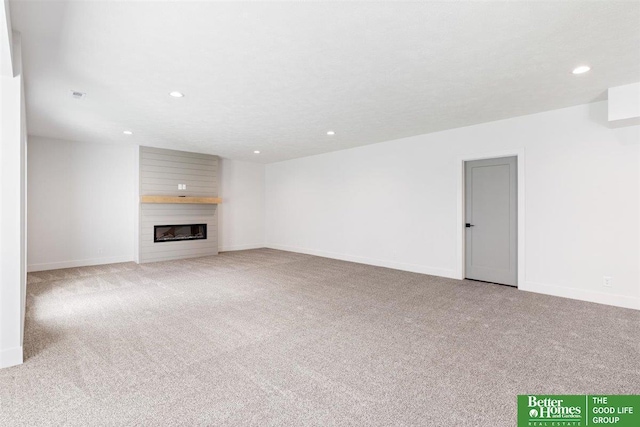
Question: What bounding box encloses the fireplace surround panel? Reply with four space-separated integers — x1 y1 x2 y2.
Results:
139 146 218 263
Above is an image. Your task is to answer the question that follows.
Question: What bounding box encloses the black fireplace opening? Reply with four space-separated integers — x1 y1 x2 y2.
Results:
154 224 207 243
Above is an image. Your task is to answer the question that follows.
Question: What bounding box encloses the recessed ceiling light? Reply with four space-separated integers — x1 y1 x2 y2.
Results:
169 91 184 98
254 150 260 154
572 65 591 75
327 131 335 135
123 130 133 135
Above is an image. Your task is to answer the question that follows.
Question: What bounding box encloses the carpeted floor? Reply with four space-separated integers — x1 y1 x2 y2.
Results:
1 249 638 426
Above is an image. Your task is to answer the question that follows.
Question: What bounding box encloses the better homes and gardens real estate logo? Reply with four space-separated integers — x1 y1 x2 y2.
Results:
518 395 640 427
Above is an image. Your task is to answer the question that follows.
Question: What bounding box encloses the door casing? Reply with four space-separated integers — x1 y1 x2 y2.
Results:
455 150 525 288
465 156 517 286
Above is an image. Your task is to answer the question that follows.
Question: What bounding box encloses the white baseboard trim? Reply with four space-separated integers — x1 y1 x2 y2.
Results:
27 256 135 273
266 244 638 310
266 243 459 279
521 281 640 310
219 244 266 252
0 346 23 369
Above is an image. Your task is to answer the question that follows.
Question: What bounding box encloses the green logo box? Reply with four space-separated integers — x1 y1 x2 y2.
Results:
518 395 640 427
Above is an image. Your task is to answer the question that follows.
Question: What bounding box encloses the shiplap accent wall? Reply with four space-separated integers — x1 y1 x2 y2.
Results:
139 146 219 263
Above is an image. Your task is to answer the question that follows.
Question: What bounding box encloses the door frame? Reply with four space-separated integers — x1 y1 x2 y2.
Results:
455 149 525 288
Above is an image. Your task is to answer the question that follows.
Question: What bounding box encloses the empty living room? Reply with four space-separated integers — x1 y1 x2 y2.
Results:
1 1 639 426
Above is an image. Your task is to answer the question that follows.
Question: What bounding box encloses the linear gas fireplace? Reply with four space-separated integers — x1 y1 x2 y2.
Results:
154 224 207 243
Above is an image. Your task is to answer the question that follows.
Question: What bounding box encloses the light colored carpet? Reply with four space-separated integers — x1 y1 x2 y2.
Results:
1 248 638 426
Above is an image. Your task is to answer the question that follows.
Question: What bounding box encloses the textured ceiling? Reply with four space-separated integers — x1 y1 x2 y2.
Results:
10 0 640 163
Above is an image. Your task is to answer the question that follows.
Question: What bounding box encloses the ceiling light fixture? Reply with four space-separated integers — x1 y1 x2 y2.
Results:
123 130 133 135
572 65 591 75
169 91 185 98
327 131 335 135
254 150 260 154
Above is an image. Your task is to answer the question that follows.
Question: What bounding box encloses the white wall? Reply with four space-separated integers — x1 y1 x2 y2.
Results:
608 82 640 127
27 142 266 271
27 137 137 271
25 101 638 312
0 32 27 369
266 101 640 310
218 158 265 251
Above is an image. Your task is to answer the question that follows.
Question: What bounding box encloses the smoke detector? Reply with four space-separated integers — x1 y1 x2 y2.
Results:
70 90 86 99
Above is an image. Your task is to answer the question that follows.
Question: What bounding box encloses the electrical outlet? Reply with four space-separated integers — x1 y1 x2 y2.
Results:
603 276 612 288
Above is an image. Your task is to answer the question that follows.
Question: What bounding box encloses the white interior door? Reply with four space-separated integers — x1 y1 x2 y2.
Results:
465 156 517 286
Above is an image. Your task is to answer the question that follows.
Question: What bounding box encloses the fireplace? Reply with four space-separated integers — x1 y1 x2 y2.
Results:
154 224 207 243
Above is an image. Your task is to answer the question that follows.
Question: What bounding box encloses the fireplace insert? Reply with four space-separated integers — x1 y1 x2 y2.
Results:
154 224 207 243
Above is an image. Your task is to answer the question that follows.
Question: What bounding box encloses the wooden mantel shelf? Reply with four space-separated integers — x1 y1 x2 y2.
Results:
141 196 222 204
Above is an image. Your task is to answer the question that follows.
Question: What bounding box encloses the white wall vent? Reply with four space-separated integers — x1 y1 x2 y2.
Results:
70 90 86 99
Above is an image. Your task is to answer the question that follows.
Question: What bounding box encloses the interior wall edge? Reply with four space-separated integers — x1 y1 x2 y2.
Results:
0 346 23 370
